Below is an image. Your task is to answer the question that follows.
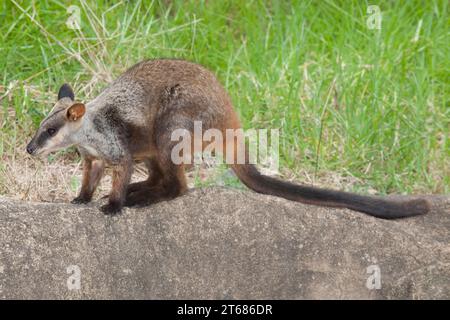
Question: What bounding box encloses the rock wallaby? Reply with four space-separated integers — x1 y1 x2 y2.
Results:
26 59 430 218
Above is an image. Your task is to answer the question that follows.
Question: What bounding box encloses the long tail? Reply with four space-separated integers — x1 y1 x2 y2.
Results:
231 163 430 219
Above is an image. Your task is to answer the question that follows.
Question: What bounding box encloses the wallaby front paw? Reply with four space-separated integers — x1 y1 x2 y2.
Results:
100 202 122 215
71 196 91 204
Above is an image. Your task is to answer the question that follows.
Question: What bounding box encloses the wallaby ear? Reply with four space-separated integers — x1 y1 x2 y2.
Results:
58 83 75 101
66 103 85 122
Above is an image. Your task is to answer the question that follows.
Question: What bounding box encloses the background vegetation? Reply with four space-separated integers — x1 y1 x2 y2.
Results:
0 0 448 201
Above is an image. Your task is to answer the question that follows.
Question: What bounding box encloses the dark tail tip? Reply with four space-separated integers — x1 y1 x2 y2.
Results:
404 198 431 216
348 197 431 219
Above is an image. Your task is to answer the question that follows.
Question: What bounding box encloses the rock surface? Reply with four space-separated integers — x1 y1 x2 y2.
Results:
0 187 448 299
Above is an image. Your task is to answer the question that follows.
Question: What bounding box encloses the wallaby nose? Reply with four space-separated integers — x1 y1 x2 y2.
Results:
26 144 34 155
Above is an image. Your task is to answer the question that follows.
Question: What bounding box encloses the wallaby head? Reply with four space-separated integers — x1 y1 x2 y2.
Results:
26 84 86 156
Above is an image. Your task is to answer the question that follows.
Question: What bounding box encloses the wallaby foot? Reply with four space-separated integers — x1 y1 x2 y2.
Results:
71 196 91 204
100 201 122 215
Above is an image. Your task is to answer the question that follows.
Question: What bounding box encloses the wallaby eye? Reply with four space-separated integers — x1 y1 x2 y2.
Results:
47 128 56 136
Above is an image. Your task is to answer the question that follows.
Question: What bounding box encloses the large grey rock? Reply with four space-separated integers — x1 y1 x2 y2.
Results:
0 188 448 299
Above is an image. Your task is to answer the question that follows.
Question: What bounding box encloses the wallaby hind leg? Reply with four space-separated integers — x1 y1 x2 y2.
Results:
126 157 163 195
124 161 186 207
124 132 187 207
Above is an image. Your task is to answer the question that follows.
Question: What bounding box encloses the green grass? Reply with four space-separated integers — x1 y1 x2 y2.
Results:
0 0 448 195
